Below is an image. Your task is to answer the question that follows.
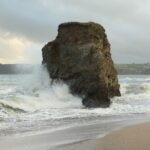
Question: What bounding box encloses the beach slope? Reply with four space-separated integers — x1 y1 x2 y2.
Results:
96 123 150 150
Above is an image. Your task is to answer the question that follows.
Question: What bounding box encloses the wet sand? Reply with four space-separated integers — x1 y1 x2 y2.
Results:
95 122 150 150
58 122 150 150
0 117 150 150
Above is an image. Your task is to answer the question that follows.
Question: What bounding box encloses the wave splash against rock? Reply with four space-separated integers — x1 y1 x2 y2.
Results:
42 22 121 107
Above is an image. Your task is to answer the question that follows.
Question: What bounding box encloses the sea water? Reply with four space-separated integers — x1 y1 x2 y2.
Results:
0 66 150 137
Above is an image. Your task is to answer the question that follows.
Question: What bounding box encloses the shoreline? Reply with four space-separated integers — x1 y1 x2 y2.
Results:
58 122 150 150
0 116 150 150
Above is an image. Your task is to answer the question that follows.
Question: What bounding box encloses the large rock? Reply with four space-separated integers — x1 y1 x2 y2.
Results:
42 22 121 107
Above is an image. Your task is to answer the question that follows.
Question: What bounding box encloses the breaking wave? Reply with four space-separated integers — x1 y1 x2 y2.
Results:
0 67 150 120
0 66 82 113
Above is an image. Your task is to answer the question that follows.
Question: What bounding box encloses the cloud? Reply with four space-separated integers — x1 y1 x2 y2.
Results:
0 0 150 63
0 0 57 43
0 30 42 64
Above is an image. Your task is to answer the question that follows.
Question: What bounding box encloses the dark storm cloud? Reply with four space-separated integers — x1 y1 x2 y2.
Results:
0 0 58 42
0 0 150 63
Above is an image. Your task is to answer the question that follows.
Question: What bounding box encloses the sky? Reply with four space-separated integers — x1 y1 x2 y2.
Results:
0 0 150 64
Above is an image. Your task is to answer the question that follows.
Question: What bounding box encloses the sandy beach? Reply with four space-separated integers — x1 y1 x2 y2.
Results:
57 122 150 150
95 122 150 150
0 119 150 150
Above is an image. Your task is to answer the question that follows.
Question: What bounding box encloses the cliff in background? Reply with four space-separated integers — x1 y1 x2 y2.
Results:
0 64 35 74
0 64 150 75
115 63 150 75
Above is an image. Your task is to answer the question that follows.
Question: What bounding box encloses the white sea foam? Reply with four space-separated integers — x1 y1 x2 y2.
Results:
0 71 150 137
0 68 150 122
0 66 82 113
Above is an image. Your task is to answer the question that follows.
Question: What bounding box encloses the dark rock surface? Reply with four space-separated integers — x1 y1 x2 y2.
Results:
42 22 121 107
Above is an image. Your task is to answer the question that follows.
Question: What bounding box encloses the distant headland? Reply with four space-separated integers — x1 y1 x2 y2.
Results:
0 63 150 75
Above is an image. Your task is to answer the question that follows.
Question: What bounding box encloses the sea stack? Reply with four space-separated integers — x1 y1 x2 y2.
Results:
42 22 121 107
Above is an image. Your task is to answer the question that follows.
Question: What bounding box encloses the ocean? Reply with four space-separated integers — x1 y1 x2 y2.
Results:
0 66 150 149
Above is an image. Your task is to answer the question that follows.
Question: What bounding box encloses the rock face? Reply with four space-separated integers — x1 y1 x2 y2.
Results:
42 22 121 107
